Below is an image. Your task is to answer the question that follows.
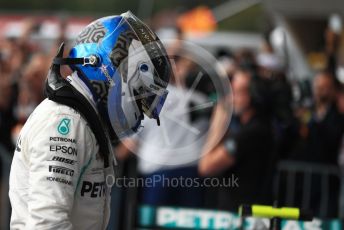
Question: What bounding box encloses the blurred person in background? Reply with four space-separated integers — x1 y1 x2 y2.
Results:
0 77 16 152
1 18 40 76
0 18 43 152
305 70 344 164
336 84 344 116
256 38 297 161
10 53 50 148
21 53 50 104
216 48 237 81
336 84 344 158
0 38 26 77
199 68 273 212
300 70 344 218
337 84 344 218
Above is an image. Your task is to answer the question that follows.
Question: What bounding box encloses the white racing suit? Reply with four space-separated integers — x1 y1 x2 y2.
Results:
9 73 115 230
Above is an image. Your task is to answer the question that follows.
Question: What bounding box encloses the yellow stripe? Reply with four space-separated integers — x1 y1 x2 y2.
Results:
251 205 300 219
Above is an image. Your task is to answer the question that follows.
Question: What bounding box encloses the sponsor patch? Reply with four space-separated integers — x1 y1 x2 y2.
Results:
46 176 72 186
49 165 74 176
50 136 76 143
50 145 77 156
57 118 71 135
81 181 106 198
49 156 77 165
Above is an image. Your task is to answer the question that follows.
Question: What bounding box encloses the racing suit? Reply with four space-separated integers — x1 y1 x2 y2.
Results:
9 72 115 230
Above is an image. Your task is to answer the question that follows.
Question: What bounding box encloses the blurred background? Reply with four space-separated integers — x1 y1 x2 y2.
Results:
1 0 344 229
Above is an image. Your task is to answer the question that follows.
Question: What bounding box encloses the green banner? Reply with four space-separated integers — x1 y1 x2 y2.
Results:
138 205 342 229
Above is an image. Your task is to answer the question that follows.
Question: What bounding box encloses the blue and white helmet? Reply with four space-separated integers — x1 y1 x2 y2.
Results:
68 11 171 138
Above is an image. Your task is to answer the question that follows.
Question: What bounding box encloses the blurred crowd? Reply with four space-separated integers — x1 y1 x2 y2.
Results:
0 19 72 152
1 16 344 220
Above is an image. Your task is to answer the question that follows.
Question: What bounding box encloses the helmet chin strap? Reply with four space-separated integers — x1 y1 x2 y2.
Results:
53 55 100 67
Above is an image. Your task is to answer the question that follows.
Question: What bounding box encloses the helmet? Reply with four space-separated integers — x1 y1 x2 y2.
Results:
67 11 171 138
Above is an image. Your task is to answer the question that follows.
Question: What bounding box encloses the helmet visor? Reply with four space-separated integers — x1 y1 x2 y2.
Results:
102 11 171 136
103 11 171 118
121 11 171 119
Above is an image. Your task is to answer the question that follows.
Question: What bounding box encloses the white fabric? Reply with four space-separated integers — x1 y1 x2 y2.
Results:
135 85 209 174
66 72 97 110
9 98 114 230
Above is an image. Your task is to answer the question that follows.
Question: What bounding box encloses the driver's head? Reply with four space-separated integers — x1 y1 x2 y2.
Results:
68 11 172 138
